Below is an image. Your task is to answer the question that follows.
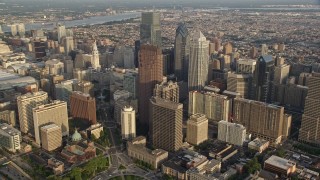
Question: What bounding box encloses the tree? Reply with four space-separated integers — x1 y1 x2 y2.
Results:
70 167 82 180
275 147 286 158
244 157 261 174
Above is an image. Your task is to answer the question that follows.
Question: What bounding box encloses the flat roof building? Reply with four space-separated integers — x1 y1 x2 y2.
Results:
0 123 21 152
264 155 296 176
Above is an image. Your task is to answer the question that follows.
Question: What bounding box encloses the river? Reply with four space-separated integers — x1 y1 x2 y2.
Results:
2 12 141 32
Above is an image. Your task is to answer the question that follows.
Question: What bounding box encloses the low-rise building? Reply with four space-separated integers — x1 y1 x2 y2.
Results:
0 110 16 126
61 141 96 163
86 123 103 139
209 143 238 162
162 150 208 180
248 138 269 153
48 158 64 175
0 123 21 152
127 136 168 169
264 155 296 176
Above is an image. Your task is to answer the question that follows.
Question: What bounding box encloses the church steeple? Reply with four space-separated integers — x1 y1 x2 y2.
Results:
91 40 101 70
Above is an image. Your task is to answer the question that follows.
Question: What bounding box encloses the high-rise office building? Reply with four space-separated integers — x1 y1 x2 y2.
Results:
45 59 64 75
174 23 190 81
9 24 17 36
274 64 290 85
154 80 179 103
218 120 246 146
64 37 74 56
73 81 94 97
233 98 291 145
0 123 21 152
55 80 74 105
57 24 66 43
33 40 46 59
272 83 308 110
261 44 268 55
150 97 183 152
138 45 163 126
40 124 62 151
227 73 252 99
223 42 233 55
188 30 210 91
123 71 139 99
186 114 208 145
70 91 97 124
17 91 48 134
236 59 257 74
253 55 275 103
121 106 136 140
162 48 174 76
250 46 258 59
189 91 230 122
140 12 162 47
299 74 320 145
91 40 101 70
33 101 69 145
17 23 25 37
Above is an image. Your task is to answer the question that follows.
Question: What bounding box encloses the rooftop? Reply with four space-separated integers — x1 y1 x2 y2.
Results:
265 155 296 170
0 123 20 136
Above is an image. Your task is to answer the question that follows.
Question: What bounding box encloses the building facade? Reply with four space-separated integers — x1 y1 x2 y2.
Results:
174 23 190 81
33 100 69 145
140 12 162 47
188 31 209 91
70 91 97 124
150 97 183 152
17 91 48 134
127 136 168 169
189 91 230 122
186 113 208 145
217 120 246 146
138 45 163 127
154 80 179 103
0 123 21 152
40 124 62 151
233 98 291 145
121 106 136 140
299 74 320 145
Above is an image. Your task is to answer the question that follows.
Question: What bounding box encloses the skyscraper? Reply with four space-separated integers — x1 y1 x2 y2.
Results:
154 79 179 103
218 120 246 146
138 45 163 126
17 91 48 134
64 37 74 56
70 91 97 125
186 114 208 145
17 23 25 37
261 44 269 55
223 42 233 55
189 91 230 122
274 64 290 85
9 24 17 36
33 101 69 146
150 97 183 152
57 24 66 43
227 73 252 99
55 80 74 105
40 124 62 151
91 40 101 70
121 106 136 140
140 12 162 47
299 74 320 145
253 55 275 103
233 98 291 145
174 23 189 81
188 30 209 91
